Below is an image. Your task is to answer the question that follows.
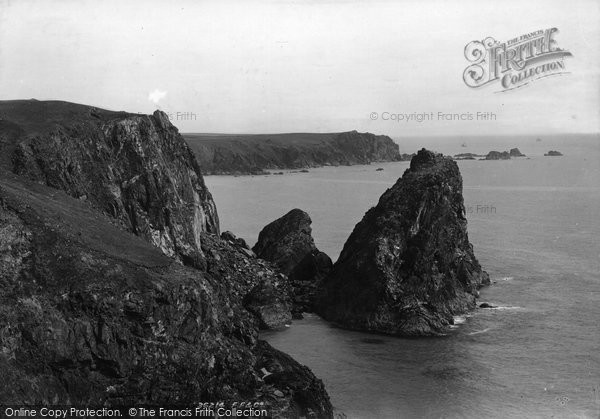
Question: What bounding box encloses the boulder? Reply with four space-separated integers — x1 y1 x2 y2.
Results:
316 149 489 336
253 209 332 316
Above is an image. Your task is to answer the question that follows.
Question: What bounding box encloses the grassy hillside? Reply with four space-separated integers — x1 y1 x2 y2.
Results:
184 131 407 175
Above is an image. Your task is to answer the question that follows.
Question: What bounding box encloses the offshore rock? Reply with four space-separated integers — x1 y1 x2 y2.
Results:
316 149 489 336
3 100 218 267
253 209 332 316
485 150 511 160
509 148 525 157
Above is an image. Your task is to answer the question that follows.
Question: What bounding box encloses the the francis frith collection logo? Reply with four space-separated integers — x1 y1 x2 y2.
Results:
463 28 572 92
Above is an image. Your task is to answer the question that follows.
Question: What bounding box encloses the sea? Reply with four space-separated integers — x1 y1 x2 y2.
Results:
203 134 600 419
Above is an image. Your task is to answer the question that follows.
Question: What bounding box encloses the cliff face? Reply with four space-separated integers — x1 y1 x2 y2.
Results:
316 149 489 336
5 100 218 267
253 209 332 316
185 131 406 175
0 174 330 415
0 100 332 417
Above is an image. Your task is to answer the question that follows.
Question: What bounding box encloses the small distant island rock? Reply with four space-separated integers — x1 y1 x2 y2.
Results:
509 148 526 157
253 209 333 317
485 150 511 160
316 149 489 336
544 150 563 156
184 131 411 175
482 147 526 160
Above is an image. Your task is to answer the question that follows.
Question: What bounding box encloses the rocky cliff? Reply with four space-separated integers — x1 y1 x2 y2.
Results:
3 100 218 268
185 131 409 175
253 209 332 317
0 100 332 417
316 149 489 336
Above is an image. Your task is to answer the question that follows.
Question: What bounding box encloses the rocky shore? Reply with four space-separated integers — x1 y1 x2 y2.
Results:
316 149 489 336
184 131 411 175
0 100 332 418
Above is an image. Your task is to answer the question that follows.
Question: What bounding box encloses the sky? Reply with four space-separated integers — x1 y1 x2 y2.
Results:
0 0 598 136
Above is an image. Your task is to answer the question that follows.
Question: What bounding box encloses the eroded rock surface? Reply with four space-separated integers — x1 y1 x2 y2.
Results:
316 149 489 336
4 100 218 267
253 209 332 316
0 100 331 417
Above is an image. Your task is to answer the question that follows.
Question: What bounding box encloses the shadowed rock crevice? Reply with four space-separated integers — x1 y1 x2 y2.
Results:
316 148 489 336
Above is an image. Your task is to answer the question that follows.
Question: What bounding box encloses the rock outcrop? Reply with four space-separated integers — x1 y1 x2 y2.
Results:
485 150 511 160
544 150 563 156
4 100 218 268
185 131 409 175
509 148 525 157
0 100 332 417
208 231 293 330
316 149 489 336
484 148 525 160
253 209 332 317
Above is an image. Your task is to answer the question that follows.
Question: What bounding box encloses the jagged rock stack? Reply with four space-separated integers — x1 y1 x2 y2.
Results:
253 209 332 318
316 148 489 336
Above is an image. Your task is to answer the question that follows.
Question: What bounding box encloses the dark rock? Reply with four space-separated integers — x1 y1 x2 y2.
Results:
479 302 496 308
0 173 330 415
544 150 563 156
0 100 332 417
485 150 511 160
221 230 250 249
255 341 334 418
6 101 218 268
244 281 292 329
202 233 291 330
316 148 489 336
253 209 332 316
376 167 384 171
509 148 525 157
400 153 416 161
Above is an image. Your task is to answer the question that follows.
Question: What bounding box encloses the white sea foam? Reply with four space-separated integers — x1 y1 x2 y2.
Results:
452 316 467 327
468 328 491 335
481 305 522 311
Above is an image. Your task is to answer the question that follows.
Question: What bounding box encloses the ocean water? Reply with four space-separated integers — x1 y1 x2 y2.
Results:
204 136 600 418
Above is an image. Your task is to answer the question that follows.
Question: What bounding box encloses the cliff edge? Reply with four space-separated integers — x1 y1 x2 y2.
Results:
2 100 218 268
185 131 409 175
0 100 332 417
